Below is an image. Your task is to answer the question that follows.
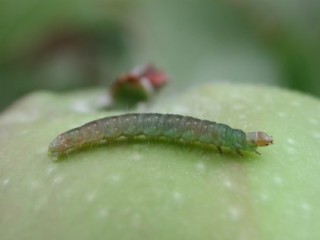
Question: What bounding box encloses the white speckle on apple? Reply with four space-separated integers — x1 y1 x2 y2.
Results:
70 100 91 113
46 166 56 175
286 138 295 145
98 208 109 218
301 203 311 212
195 162 206 171
86 192 97 203
308 117 318 126
228 206 242 221
110 174 122 183
172 191 183 203
277 112 286 118
286 147 297 155
291 101 302 107
273 176 284 185
223 179 233 189
312 132 320 140
30 180 40 190
52 175 63 185
132 153 142 161
2 178 10 187
259 192 270 202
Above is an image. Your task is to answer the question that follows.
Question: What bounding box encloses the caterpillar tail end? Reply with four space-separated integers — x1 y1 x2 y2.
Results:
48 149 61 161
48 137 64 161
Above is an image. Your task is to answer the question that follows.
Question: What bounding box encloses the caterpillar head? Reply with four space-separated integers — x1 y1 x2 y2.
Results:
246 131 273 147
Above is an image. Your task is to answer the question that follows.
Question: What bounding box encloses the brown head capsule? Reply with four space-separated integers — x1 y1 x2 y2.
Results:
246 131 273 147
244 131 273 155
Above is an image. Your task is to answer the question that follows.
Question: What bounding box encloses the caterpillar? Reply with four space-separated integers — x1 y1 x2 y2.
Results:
48 113 273 160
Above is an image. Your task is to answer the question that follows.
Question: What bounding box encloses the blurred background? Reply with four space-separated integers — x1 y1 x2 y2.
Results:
0 0 319 111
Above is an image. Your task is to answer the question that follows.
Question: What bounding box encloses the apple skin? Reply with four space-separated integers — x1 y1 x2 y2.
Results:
1 84 320 240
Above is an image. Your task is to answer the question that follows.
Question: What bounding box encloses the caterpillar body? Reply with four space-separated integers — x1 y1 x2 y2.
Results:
48 113 273 160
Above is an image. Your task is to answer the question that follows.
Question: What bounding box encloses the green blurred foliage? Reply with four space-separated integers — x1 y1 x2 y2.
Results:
0 0 320 111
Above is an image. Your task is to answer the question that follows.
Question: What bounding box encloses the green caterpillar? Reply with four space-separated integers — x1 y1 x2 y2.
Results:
48 113 273 160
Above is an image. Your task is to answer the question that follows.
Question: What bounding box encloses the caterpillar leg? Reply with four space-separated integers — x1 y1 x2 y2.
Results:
235 149 243 157
254 150 261 155
217 146 222 154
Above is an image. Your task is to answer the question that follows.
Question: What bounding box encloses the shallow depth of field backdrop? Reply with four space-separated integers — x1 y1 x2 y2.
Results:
1 1 320 240
0 0 320 110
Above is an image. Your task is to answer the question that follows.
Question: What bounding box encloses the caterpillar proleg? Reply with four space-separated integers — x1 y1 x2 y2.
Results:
48 113 273 160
